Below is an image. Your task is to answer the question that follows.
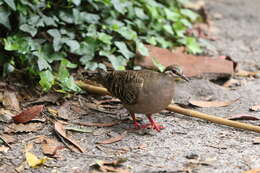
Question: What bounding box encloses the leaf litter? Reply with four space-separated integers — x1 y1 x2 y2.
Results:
41 137 64 156
189 98 239 108
54 121 84 153
2 90 21 112
97 131 127 144
4 123 44 133
13 105 44 123
89 158 130 173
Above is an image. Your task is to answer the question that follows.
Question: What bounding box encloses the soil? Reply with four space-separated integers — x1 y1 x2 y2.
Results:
1 0 260 173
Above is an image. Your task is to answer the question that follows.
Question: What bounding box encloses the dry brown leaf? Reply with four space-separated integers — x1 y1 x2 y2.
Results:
0 108 14 123
4 123 43 133
250 105 260 112
41 137 64 156
253 137 260 144
90 158 129 173
235 69 260 77
0 134 16 144
222 79 240 88
189 98 239 108
227 114 260 121
0 145 9 153
243 168 260 173
13 105 44 123
76 121 120 127
3 90 20 112
54 121 84 153
97 131 127 144
58 102 72 120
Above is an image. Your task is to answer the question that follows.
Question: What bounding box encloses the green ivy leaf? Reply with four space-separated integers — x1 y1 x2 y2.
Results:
173 22 187 37
65 39 80 52
163 24 174 35
3 0 16 11
164 8 179 22
152 57 165 72
39 70 54 91
80 12 100 24
111 0 127 14
180 9 199 21
146 36 157 45
59 75 81 92
114 41 135 59
117 27 137 40
100 51 127 70
134 7 148 20
97 33 112 45
136 41 149 56
19 24 37 36
179 37 202 54
4 35 30 54
71 0 81 6
47 29 62 51
37 56 52 71
0 6 11 29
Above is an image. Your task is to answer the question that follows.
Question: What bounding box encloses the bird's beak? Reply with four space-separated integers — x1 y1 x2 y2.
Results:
177 73 189 82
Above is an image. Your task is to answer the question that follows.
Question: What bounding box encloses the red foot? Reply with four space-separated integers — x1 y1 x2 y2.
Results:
130 112 141 129
145 114 165 132
141 123 165 132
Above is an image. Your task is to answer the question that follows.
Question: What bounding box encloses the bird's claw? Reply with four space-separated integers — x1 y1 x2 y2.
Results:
141 123 165 132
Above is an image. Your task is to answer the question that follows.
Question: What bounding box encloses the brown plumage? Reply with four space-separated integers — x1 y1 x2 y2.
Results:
92 65 188 132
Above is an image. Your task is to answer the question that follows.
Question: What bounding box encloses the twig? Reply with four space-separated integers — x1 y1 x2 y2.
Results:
77 81 260 133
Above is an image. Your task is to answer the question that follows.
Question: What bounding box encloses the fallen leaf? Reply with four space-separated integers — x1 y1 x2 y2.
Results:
24 92 62 106
24 143 34 152
41 137 64 156
0 145 9 153
4 123 43 133
227 114 260 120
0 134 16 144
25 152 48 168
243 168 260 173
13 105 44 123
0 108 14 123
2 90 20 112
253 137 260 144
54 121 84 153
58 102 72 120
97 131 127 144
75 121 120 127
222 78 240 88
235 69 260 77
250 105 260 112
90 158 129 173
65 125 93 133
189 98 239 108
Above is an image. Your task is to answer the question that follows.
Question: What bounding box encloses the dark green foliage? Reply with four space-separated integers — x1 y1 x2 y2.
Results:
0 0 201 91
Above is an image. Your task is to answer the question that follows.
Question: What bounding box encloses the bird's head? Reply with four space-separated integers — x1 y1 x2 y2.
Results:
163 65 189 82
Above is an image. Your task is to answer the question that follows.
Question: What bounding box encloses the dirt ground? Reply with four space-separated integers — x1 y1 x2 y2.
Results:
1 0 260 173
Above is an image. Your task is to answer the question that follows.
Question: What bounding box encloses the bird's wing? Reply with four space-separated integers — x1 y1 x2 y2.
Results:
104 71 144 105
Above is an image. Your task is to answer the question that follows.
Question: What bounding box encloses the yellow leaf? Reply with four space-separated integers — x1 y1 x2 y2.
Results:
25 152 47 168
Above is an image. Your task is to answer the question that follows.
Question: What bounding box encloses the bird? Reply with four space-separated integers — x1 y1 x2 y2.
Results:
90 65 189 132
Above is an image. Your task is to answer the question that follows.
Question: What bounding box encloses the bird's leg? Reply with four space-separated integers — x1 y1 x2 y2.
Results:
142 114 165 132
130 112 141 129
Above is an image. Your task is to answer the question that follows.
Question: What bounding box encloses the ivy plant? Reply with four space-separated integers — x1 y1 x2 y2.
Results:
0 0 202 91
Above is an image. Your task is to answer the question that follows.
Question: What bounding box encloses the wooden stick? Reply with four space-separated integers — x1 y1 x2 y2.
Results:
166 105 260 133
77 81 260 133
